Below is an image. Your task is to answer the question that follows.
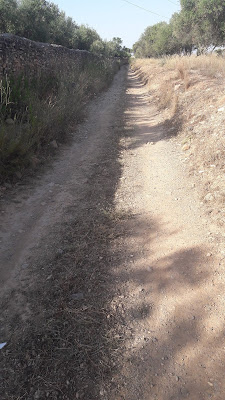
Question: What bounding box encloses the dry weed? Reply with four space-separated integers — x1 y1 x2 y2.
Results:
132 56 225 226
177 62 190 90
171 93 179 116
165 54 225 79
158 80 174 109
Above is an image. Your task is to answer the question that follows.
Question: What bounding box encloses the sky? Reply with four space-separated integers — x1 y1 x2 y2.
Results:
54 0 181 49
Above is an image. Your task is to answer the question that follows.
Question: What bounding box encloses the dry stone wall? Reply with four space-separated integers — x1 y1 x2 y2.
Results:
0 34 99 80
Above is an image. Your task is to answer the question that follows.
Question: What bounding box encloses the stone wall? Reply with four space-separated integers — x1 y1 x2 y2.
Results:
0 34 99 80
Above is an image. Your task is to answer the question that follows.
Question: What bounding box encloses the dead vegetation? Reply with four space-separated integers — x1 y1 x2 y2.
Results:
0 59 120 183
131 56 225 228
0 208 124 400
0 76 128 399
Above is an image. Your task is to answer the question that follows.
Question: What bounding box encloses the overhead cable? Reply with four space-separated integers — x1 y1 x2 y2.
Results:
122 0 169 20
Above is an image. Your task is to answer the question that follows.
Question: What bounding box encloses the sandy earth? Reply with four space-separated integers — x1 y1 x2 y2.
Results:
0 67 225 399
110 70 225 400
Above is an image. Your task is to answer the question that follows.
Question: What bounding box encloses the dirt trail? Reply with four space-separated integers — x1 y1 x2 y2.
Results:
0 68 126 289
111 70 225 400
0 67 225 399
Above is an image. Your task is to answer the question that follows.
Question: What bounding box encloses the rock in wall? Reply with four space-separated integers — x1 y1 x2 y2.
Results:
0 33 99 80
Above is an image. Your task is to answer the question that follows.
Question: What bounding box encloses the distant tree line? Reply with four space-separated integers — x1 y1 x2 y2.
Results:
0 0 130 57
133 0 225 57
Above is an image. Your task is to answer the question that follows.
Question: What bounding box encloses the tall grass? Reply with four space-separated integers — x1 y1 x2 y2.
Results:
0 58 119 181
164 54 225 78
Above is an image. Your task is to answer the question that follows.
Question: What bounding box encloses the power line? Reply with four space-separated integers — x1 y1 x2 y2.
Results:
167 0 180 6
122 0 169 20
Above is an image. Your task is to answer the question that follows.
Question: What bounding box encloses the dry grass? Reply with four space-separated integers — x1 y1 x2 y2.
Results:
158 80 174 109
0 59 120 183
0 113 127 399
176 62 190 89
165 54 225 79
131 56 225 227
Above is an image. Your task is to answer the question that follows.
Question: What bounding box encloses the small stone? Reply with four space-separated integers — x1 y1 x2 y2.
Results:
208 381 214 387
50 140 58 149
152 337 158 343
31 156 40 167
204 193 214 202
71 292 84 300
182 143 190 151
15 171 22 179
207 253 212 257
218 107 224 112
176 376 179 382
57 248 64 255
6 118 14 125
34 390 43 400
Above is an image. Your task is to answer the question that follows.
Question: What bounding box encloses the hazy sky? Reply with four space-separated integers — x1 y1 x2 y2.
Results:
54 0 180 48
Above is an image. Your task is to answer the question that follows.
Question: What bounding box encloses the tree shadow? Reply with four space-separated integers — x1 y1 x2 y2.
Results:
109 210 224 400
124 69 183 151
1 65 223 400
0 67 130 400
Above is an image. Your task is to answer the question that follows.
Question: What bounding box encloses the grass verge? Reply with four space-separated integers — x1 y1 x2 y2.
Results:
131 56 225 227
0 58 120 183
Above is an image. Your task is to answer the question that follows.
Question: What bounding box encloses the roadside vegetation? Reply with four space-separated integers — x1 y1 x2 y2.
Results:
0 0 130 57
0 0 130 182
0 59 120 182
131 56 225 228
132 0 225 226
133 0 225 57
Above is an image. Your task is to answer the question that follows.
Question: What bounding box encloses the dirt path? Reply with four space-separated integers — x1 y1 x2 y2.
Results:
111 70 225 400
1 67 225 399
0 67 127 399
0 68 127 289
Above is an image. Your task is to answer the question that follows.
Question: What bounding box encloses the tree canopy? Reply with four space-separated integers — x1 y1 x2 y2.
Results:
133 0 225 57
0 0 130 57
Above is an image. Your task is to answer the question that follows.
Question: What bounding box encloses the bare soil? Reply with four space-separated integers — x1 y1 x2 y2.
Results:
0 66 225 400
